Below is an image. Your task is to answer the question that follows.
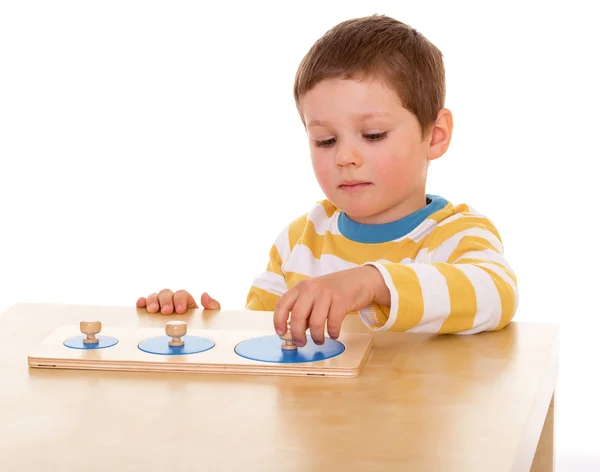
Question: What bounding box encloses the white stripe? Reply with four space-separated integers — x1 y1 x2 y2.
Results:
412 247 431 263
282 244 358 277
274 225 291 263
251 271 288 296
432 228 503 263
307 203 340 236
407 218 439 243
406 264 451 333
456 249 514 273
437 212 491 227
361 262 400 331
436 212 465 227
452 264 502 334
329 212 343 235
475 262 518 295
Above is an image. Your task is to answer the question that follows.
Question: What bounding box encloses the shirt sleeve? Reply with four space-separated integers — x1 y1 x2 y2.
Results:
245 214 308 311
358 213 518 334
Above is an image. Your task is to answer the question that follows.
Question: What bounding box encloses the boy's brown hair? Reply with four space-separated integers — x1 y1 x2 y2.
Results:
293 14 445 137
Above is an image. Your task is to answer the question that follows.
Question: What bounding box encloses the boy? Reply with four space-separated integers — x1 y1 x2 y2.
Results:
137 14 518 347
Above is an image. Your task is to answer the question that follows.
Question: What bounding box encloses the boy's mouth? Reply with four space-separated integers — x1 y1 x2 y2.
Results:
339 180 372 191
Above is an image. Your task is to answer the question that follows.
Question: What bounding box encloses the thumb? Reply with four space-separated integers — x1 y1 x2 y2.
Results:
200 292 221 310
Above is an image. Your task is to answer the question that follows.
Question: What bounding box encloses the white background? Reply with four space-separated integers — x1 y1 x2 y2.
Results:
1 1 598 469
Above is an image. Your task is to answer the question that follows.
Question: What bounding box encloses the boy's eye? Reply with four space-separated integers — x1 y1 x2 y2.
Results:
315 137 336 147
364 132 387 141
314 132 387 148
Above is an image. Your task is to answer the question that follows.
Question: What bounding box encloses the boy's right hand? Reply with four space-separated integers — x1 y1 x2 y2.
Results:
136 290 221 315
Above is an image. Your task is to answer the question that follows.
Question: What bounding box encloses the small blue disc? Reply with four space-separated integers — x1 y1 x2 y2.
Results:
234 335 345 363
64 335 119 350
138 335 215 356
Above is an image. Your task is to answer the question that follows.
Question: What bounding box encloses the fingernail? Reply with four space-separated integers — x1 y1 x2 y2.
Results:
163 304 170 311
150 303 158 311
176 304 183 312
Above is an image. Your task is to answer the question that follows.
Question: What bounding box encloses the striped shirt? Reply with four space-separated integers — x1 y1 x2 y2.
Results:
245 195 518 334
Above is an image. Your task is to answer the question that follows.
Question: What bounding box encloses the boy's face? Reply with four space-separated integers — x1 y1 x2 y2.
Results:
299 77 450 225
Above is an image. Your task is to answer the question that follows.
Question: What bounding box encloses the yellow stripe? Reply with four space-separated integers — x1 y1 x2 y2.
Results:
427 202 455 223
372 304 390 327
456 259 517 286
434 263 478 333
302 220 426 264
386 264 424 331
426 217 502 252
447 236 500 264
245 287 281 311
452 203 473 213
321 200 338 218
288 213 308 253
267 244 284 276
283 271 310 288
474 265 516 330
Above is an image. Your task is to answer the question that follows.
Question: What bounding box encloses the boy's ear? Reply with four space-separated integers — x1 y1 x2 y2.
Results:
427 108 453 161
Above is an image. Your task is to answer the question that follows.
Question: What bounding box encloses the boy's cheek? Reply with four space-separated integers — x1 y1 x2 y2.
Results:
311 161 335 190
375 153 419 184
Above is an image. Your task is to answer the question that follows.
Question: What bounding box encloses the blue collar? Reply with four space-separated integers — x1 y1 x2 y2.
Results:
337 194 448 243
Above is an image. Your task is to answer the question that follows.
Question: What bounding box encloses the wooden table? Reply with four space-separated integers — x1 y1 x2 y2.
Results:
0 303 558 471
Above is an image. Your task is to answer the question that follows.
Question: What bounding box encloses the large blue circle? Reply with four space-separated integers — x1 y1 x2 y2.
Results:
64 335 119 350
138 335 215 356
234 335 345 363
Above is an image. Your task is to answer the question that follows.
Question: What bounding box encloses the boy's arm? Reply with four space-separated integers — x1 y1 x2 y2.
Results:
245 239 288 311
245 214 308 311
359 214 518 334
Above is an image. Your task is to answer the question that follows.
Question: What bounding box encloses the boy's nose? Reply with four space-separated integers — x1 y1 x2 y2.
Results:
335 147 363 167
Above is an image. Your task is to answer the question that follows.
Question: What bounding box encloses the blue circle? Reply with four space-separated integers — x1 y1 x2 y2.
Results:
64 335 119 350
138 335 215 356
234 335 345 363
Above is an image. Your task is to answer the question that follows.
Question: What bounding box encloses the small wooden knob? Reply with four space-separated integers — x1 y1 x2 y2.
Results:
166 321 187 347
280 324 297 351
80 321 101 344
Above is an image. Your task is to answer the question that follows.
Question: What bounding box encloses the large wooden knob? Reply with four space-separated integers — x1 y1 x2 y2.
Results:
166 321 187 347
80 321 101 344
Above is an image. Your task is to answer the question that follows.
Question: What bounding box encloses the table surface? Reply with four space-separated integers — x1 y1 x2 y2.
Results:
0 303 558 472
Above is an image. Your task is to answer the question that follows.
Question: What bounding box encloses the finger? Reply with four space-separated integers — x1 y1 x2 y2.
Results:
145 293 160 313
200 292 221 310
326 301 347 340
289 295 314 347
308 297 331 345
157 289 174 315
136 297 146 308
173 290 198 314
273 290 298 335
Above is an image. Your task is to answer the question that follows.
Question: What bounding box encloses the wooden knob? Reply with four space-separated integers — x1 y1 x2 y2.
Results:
80 321 101 344
166 321 187 347
280 324 296 351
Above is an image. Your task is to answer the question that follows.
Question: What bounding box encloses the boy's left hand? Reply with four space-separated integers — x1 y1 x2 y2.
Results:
273 265 389 346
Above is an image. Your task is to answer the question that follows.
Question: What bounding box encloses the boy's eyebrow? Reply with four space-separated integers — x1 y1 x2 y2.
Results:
307 112 393 128
356 112 394 120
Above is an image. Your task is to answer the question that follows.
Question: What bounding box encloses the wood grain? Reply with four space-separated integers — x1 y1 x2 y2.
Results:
0 303 558 472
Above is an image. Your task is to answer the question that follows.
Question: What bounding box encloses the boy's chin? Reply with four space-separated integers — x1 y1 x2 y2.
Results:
336 203 381 223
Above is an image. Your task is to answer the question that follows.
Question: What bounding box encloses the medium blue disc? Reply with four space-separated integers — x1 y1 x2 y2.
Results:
234 335 345 363
64 335 119 350
138 335 215 356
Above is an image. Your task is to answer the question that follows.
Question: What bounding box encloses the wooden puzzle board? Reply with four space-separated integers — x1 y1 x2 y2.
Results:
28 324 374 378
